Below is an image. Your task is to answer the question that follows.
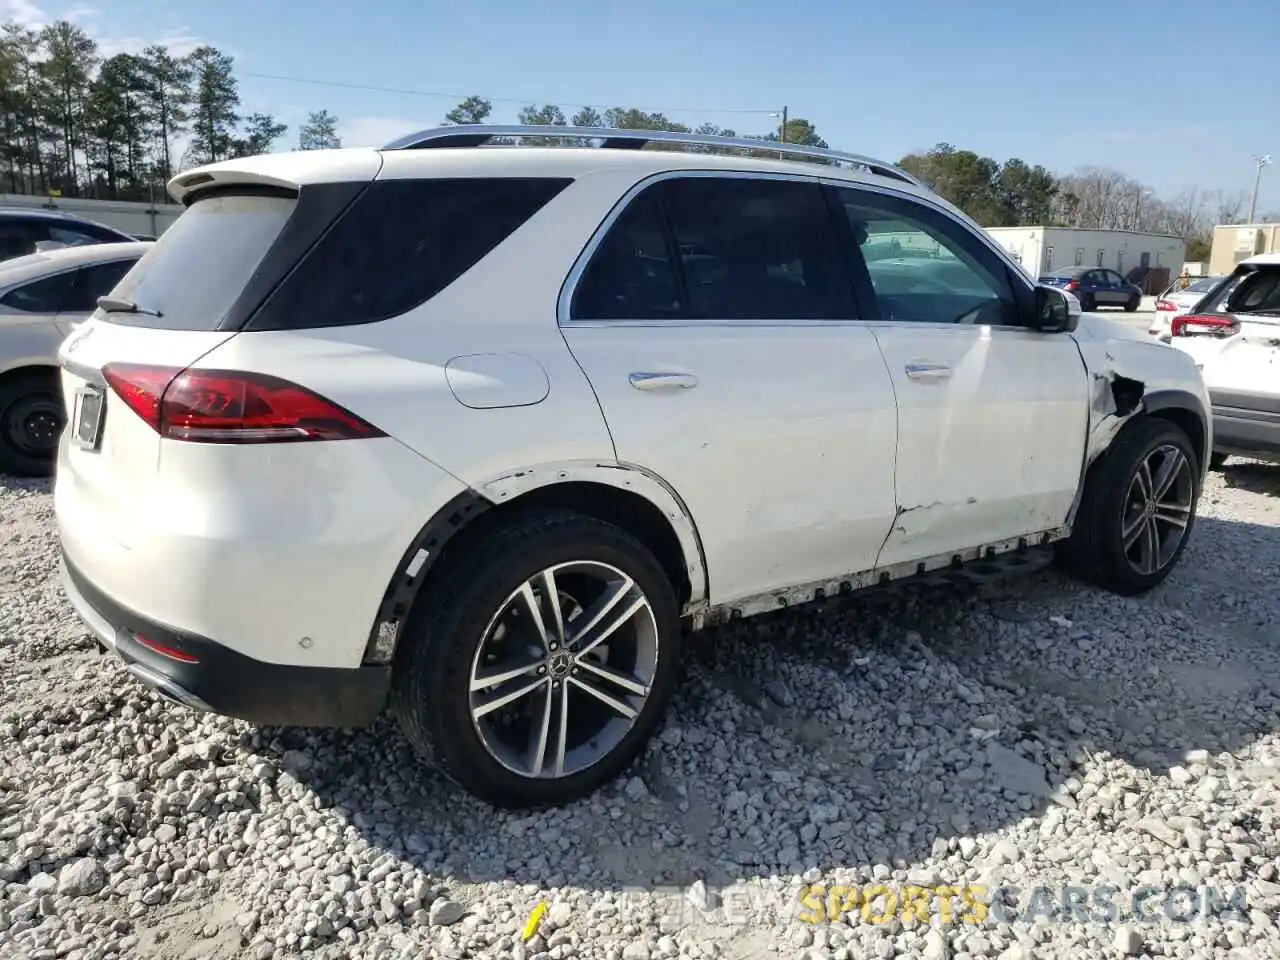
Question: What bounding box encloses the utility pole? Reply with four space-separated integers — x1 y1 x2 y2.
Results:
1248 154 1273 224
779 106 788 143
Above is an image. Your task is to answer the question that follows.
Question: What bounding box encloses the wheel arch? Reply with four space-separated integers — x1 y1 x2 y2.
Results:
362 461 709 665
1141 388 1210 475
0 361 60 388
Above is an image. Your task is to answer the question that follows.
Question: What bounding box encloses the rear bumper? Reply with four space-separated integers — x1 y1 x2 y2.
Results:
1210 389 1280 460
61 551 390 728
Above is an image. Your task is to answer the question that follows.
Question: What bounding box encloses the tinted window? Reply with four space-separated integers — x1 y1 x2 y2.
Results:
48 225 106 247
835 188 1018 325
0 270 75 313
1224 267 1280 315
663 177 846 320
104 193 298 331
572 189 683 321
0 220 38 261
60 259 138 313
255 178 571 330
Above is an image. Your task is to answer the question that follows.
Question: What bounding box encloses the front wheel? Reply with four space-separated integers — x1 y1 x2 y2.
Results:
391 509 684 809
0 370 64 478
1124 295 1141 312
1080 293 1097 312
1056 417 1199 596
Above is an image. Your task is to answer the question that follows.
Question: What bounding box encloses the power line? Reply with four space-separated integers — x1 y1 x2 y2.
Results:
237 70 781 117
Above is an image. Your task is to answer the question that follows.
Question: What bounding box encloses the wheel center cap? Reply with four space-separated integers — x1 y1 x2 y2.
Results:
549 653 572 679
1145 500 1156 517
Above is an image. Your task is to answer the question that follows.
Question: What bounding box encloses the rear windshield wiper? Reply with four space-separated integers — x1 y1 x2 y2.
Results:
97 296 163 318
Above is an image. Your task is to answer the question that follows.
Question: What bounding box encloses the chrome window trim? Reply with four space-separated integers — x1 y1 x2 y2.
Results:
555 169 1037 330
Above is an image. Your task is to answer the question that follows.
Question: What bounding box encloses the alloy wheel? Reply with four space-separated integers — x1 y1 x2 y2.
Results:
468 561 659 780
1121 443 1194 576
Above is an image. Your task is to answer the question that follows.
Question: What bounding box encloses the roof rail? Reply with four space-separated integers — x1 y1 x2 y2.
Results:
381 124 922 186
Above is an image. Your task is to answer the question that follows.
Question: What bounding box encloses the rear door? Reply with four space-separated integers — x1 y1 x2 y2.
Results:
559 173 901 605
0 268 77 369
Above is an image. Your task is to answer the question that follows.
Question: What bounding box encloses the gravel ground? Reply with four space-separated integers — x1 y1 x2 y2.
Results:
3 463 1280 960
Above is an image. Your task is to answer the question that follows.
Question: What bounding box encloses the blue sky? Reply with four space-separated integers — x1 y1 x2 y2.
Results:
7 0 1279 213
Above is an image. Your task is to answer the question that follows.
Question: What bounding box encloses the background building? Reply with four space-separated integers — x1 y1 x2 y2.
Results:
985 227 1186 287
1208 222 1280 275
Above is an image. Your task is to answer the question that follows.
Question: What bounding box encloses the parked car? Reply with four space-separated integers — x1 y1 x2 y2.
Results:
1167 252 1280 469
1148 275 1230 341
0 241 151 475
1039 265 1144 312
55 126 1211 809
0 208 138 263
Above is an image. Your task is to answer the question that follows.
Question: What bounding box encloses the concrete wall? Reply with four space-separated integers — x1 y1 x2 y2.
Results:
985 227 1185 279
1209 223 1280 275
0 194 185 238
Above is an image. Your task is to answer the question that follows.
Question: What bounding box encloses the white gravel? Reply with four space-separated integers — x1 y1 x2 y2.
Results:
3 464 1280 960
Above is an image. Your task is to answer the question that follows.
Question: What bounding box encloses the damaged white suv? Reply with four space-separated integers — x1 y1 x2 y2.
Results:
55 126 1211 808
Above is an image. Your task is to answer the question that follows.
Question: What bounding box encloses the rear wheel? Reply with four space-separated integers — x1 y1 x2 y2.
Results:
1057 417 1199 596
391 509 683 808
0 370 64 478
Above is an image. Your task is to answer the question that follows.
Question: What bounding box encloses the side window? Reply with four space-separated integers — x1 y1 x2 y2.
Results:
256 177 572 329
834 187 1019 325
60 259 138 313
48 225 105 247
0 220 38 261
660 177 846 320
571 188 683 321
0 270 76 313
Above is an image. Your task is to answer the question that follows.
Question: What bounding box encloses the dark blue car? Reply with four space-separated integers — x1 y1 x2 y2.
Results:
1039 265 1143 312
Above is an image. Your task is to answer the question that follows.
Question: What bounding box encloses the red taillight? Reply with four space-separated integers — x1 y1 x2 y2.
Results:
1170 314 1240 338
101 364 385 444
132 633 199 664
1065 280 1079 291
1156 299 1178 311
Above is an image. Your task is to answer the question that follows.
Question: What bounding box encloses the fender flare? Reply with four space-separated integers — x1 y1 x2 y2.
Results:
362 459 710 664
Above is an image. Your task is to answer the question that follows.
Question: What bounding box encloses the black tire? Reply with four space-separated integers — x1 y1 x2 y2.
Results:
0 370 64 478
1080 293 1097 312
1209 452 1228 471
1056 416 1199 596
1124 295 1141 312
390 508 684 809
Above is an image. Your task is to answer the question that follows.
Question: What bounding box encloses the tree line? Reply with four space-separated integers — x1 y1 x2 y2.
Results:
1 17 1268 257
0 19 342 202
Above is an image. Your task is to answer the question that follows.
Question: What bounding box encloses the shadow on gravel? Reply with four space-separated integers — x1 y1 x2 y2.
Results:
255 511 1280 900
1219 460 1280 497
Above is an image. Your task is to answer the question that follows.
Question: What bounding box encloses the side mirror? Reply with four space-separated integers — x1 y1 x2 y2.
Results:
1033 284 1080 333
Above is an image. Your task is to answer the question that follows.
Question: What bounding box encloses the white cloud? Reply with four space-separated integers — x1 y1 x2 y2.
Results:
340 116 433 149
1 0 203 56
2 0 48 27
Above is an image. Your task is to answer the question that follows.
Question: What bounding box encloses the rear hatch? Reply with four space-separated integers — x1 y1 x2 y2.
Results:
56 158 380 552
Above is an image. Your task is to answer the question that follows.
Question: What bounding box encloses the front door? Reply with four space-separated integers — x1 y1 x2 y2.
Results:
559 174 900 604
828 185 1091 567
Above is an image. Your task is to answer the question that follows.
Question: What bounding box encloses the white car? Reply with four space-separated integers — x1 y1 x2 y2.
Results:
55 126 1212 808
1148 274 1229 341
1167 252 1280 468
0 241 151 476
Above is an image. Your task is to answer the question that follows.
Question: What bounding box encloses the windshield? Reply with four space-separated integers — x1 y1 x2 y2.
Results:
101 193 296 330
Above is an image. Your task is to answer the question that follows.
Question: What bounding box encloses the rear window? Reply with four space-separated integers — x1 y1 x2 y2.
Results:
103 193 296 331
249 177 572 331
0 269 75 313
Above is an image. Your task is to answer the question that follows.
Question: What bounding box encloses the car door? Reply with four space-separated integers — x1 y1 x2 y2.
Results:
54 258 139 334
0 268 78 367
559 173 900 605
828 184 1091 568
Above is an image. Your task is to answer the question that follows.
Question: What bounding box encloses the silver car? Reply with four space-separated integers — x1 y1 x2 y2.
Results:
0 241 151 476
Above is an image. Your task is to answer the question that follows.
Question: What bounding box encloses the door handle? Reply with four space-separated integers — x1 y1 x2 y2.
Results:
629 372 698 391
904 362 951 381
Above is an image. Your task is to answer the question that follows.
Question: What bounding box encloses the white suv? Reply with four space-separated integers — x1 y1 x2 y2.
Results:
55 126 1212 808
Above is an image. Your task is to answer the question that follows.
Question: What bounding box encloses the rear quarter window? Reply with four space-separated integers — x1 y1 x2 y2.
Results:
249 177 572 331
